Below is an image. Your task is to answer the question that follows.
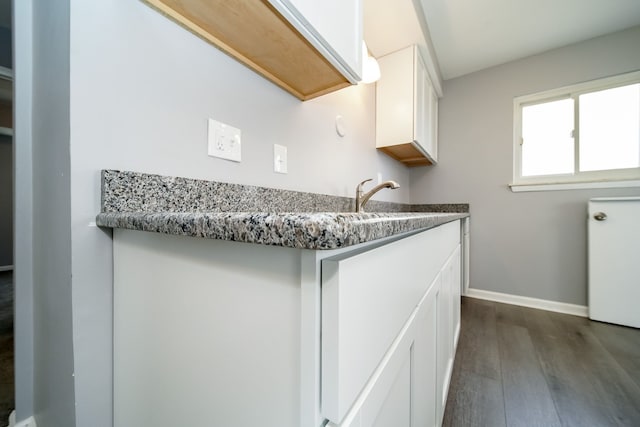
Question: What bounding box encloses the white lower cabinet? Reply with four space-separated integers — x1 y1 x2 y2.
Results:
371 348 412 427
327 270 440 427
112 220 462 427
322 222 461 427
461 217 470 296
450 247 462 350
436 246 461 425
414 283 439 427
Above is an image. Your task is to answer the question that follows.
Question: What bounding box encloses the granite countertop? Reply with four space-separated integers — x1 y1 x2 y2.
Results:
96 170 469 250
96 211 468 250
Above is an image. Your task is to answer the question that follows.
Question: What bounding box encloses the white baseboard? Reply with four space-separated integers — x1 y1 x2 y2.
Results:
0 265 13 272
465 288 588 317
7 411 37 427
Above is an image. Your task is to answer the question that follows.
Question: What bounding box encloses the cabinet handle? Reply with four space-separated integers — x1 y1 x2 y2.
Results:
593 212 607 221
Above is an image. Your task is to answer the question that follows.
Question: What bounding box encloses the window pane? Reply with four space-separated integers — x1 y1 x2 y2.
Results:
579 84 640 172
521 99 574 177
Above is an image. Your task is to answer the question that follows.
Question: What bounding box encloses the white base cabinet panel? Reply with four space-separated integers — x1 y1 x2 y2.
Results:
437 246 461 425
461 218 470 296
327 272 440 427
371 350 412 427
112 221 463 427
113 230 303 427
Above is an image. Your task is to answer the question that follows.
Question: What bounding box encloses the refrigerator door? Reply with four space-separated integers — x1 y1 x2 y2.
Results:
588 197 640 328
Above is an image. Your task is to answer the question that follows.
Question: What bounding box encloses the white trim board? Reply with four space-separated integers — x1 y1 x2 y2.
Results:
465 288 588 317
510 179 640 192
0 265 13 272
8 411 37 427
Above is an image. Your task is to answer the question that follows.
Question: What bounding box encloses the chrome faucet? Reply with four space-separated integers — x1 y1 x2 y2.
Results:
355 179 400 213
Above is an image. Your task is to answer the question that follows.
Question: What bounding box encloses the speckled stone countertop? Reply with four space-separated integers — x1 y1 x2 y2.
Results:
96 170 469 250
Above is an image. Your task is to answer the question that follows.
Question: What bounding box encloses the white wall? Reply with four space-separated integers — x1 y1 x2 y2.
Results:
68 1 410 426
410 26 640 306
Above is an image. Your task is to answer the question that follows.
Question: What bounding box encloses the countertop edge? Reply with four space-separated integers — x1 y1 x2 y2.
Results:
96 212 469 250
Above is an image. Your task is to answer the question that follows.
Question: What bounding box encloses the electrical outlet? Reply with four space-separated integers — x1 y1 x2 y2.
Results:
274 144 288 174
208 118 241 162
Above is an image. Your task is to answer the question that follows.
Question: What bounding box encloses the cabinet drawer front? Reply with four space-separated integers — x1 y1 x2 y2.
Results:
321 221 459 423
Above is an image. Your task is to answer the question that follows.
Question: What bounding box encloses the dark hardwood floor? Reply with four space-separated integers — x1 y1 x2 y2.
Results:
443 297 640 427
0 271 13 424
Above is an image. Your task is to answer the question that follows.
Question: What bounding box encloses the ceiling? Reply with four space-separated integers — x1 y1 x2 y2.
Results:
0 1 635 82
365 0 640 81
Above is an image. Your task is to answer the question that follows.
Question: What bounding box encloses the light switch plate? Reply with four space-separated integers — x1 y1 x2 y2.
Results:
208 118 241 162
274 144 288 174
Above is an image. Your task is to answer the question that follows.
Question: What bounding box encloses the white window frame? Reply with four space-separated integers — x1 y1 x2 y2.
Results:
511 70 640 192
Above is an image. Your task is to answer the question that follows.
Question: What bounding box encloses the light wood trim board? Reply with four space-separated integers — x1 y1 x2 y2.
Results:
377 143 433 167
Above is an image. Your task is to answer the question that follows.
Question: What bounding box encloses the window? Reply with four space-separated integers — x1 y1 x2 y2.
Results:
512 71 640 191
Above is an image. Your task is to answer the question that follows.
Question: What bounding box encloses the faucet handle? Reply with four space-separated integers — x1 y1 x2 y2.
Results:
355 179 373 213
357 178 373 191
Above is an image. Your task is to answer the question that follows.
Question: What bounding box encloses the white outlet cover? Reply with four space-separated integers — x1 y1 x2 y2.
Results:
208 118 241 162
274 144 288 174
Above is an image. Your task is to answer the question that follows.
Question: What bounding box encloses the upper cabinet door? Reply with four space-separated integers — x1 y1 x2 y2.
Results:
268 0 363 82
376 45 439 167
428 81 439 162
414 49 429 154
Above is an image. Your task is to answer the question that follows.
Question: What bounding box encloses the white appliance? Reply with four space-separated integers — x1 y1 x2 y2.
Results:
588 197 640 328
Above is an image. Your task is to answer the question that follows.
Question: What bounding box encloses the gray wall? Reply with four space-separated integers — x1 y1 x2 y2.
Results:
410 26 640 306
0 134 11 267
67 1 410 426
32 0 76 425
14 0 76 425
13 0 34 420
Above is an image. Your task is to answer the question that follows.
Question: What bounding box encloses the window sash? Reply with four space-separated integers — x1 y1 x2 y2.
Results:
513 71 640 186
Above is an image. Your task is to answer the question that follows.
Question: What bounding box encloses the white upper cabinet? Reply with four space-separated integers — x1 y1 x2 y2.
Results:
142 0 363 100
268 0 363 82
376 45 439 166
426 71 439 162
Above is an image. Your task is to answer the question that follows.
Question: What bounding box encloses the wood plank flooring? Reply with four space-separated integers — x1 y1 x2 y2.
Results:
443 297 640 427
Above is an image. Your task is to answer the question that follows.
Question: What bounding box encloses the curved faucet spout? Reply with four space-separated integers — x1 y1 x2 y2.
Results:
355 179 400 213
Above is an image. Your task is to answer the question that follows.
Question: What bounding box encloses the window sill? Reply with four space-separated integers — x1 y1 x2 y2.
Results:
509 180 640 193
